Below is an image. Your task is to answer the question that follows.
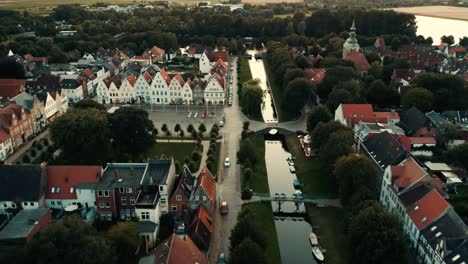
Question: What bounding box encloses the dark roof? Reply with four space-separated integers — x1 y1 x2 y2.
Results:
60 78 80 89
136 220 158 233
399 107 431 136
362 131 408 170
444 239 468 264
96 163 147 190
398 183 433 208
0 165 44 201
141 159 173 186
177 166 195 198
0 208 50 240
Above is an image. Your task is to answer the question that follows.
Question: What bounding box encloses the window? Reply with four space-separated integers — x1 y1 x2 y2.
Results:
56 187 61 193
202 196 207 201
195 196 199 201
130 197 135 205
101 213 106 221
127 188 133 194
23 202 27 206
119 188 125 194
100 203 105 208
98 191 103 197
57 201 62 206
159 186 164 192
141 212 150 220
121 197 127 205
30 202 34 206
106 202 110 208
51 187 55 193
107 213 112 221
161 198 166 205
120 210 125 220
11 203 16 208
104 191 109 197
172 204 177 211
176 195 182 201
69 187 74 193
51 201 56 205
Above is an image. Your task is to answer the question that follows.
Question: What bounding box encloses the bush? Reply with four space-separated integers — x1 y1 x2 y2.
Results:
184 156 190 164
174 161 181 174
191 150 202 162
30 149 37 157
241 130 249 140
206 161 214 173
241 188 253 200
243 121 250 130
207 154 216 163
22 155 31 163
37 144 43 151
43 139 49 146
207 148 215 156
196 142 203 152
188 161 196 172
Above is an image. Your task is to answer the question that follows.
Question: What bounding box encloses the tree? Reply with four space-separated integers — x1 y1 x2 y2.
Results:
230 238 266 264
229 210 266 250
108 107 156 158
161 123 168 133
326 88 354 112
402 88 434 112
311 121 350 149
18 215 116 264
106 222 139 264
174 123 181 133
441 35 455 45
334 154 377 206
283 68 305 88
179 129 185 142
318 66 358 99
390 37 400 51
237 139 256 165
349 203 407 264
51 109 111 164
441 123 458 141
187 124 194 133
449 143 468 170
320 130 354 165
241 79 263 118
191 150 202 162
307 105 332 132
243 121 250 131
283 78 312 114
367 80 399 108
74 99 106 111
460 36 468 47
198 123 206 135
367 61 383 79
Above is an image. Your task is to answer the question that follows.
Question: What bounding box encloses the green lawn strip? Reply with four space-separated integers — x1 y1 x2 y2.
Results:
307 206 349 264
243 202 282 264
238 58 253 84
286 136 337 198
263 60 296 122
213 142 221 177
243 133 269 193
146 142 196 167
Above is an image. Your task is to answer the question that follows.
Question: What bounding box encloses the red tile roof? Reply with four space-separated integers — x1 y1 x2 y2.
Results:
160 69 171 85
142 71 153 84
0 103 24 127
173 73 184 86
46 166 102 200
191 205 213 233
407 189 450 229
0 79 26 102
80 68 95 80
185 78 194 88
305 68 326 84
127 74 137 87
374 112 400 122
0 127 10 143
150 46 165 56
346 51 370 72
197 167 216 202
341 104 374 119
391 157 427 189
408 137 437 145
393 68 416 82
206 50 228 63
151 234 206 264
392 134 412 152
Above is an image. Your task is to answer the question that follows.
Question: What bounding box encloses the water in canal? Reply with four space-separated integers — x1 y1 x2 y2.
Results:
264 139 317 264
246 50 278 124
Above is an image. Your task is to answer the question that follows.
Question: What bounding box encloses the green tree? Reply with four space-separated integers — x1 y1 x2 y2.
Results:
441 35 455 45
51 109 111 164
243 121 250 131
311 121 350 149
390 37 400 51
441 123 458 141
74 99 106 111
367 80 399 108
318 66 358 99
320 130 354 165
237 139 256 165
349 203 407 264
161 124 168 133
459 37 468 47
334 154 377 206
241 79 263 119
402 88 434 112
449 143 468 170
367 61 383 79
230 238 266 264
179 129 185 142
106 222 139 264
108 107 156 158
187 124 194 133
326 88 354 112
174 123 181 133
307 105 332 132
229 210 266 250
283 78 312 114
198 123 206 135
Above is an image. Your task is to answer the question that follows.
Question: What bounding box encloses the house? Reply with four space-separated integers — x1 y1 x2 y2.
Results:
0 164 47 218
334 104 400 128
191 78 206 105
204 73 225 105
150 69 171 104
181 78 194 105
392 68 416 87
354 122 405 139
96 75 120 104
140 234 206 264
59 78 87 104
304 68 326 85
425 111 452 130
0 102 34 149
10 92 47 134
25 75 61 93
168 73 185 104
118 74 136 103
188 205 212 251
199 49 229 74
36 92 58 123
448 46 467 60
0 127 13 161
23 54 48 65
95 163 147 221
50 91 68 116
134 71 153 103
0 208 51 247
169 166 195 219
190 168 216 214
0 79 26 106
345 51 371 76
144 46 166 63
399 107 440 137
45 166 102 210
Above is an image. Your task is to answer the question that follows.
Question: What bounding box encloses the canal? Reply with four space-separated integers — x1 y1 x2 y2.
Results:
246 50 278 124
265 139 317 264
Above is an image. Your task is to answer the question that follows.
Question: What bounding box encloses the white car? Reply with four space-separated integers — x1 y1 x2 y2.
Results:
219 121 224 127
224 158 230 167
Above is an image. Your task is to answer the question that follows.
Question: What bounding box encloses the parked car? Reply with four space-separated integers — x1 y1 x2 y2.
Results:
220 201 228 215
289 165 296 173
219 120 224 127
224 157 230 167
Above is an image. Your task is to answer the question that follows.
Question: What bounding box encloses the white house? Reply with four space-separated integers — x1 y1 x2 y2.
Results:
199 51 212 74
60 78 84 104
150 69 171 104
168 73 184 104
134 71 153 103
204 73 225 105
96 79 111 104
182 78 194 105
118 75 136 103
0 133 13 161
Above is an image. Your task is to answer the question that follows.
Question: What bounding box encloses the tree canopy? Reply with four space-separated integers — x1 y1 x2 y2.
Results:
282 77 312 114
401 87 433 113
307 105 332 132
241 79 263 119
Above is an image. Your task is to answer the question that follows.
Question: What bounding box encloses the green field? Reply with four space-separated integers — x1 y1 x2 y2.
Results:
238 58 253 85
146 142 197 169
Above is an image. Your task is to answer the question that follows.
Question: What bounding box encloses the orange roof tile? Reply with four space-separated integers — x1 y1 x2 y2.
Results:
0 127 10 143
407 189 450 229
212 73 224 89
142 71 153 84
46 166 102 200
408 137 437 145
127 74 137 87
173 73 184 86
0 79 26 102
304 68 326 84
391 157 427 189
150 46 165 56
197 167 216 202
160 69 171 85
374 112 400 121
346 51 371 72
151 234 206 264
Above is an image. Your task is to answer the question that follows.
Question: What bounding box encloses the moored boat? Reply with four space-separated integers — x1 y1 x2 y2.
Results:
293 179 301 189
309 232 318 246
312 246 324 262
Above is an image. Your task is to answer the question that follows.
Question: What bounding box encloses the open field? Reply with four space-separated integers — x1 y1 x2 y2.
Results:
393 6 468 21
241 0 303 3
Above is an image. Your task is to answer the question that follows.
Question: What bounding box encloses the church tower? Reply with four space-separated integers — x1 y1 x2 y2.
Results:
342 19 360 59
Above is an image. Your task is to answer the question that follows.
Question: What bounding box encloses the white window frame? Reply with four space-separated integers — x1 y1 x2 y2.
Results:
172 204 177 211
176 195 182 201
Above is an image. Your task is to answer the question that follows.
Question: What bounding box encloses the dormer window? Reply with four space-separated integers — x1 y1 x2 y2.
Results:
56 187 61 193
51 187 55 193
70 187 74 193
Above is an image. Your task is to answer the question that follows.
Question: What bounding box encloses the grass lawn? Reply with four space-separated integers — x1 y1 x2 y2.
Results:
238 58 253 85
263 60 297 122
242 133 269 193
243 202 281 264
286 135 348 264
146 142 197 168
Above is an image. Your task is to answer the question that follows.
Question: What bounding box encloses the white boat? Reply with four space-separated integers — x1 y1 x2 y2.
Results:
309 232 318 246
312 246 324 262
289 165 296 173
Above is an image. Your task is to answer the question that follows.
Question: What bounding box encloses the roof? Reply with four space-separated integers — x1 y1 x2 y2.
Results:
149 46 165 56
0 79 25 102
407 189 450 230
393 68 416 82
141 159 173 186
46 166 102 200
206 50 228 63
127 74 137 87
172 166 195 199
341 104 374 122
196 167 216 201
346 51 370 72
211 73 224 89
408 136 437 145
374 112 400 122
150 234 206 264
398 183 433 208
189 205 213 235
0 165 44 201
391 157 427 189
0 103 26 128
159 69 171 85
142 71 153 84
96 163 147 190
136 221 158 233
425 162 452 172
0 208 50 240
362 131 408 170
173 73 184 86
304 68 326 84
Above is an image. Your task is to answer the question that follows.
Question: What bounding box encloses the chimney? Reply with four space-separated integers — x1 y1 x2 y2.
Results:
114 169 119 178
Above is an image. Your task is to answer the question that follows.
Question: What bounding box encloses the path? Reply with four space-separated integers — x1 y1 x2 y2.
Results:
243 195 343 208
5 129 49 164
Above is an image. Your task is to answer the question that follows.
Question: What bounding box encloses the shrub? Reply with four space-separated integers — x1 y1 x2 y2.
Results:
30 149 37 157
241 188 253 200
207 154 216 163
174 161 181 174
184 156 190 164
188 161 196 172
191 150 202 162
22 155 31 163
37 144 43 151
43 139 49 146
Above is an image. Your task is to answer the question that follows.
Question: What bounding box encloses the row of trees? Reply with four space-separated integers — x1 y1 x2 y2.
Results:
239 79 263 120
51 100 156 164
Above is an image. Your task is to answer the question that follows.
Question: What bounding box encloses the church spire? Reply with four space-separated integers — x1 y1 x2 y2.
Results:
350 19 356 31
349 19 356 38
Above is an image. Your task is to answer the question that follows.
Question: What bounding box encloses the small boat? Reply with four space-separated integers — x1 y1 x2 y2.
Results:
289 165 296 173
288 160 295 166
312 246 324 262
293 179 301 189
309 232 318 246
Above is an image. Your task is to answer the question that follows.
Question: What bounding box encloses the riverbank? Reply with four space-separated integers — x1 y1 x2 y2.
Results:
286 135 349 264
393 6 468 22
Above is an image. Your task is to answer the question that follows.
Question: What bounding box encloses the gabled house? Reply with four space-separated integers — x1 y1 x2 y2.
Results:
190 168 216 214
45 166 102 210
169 166 195 219
134 71 153 103
181 78 194 105
345 50 371 76
0 79 26 106
10 92 47 134
0 164 47 218
168 73 185 104
204 73 225 105
191 78 206 105
199 49 228 74
354 122 405 139
151 69 171 104
335 104 400 128
0 102 34 149
118 74 136 103
59 78 86 104
141 234 206 264
188 205 212 251
144 46 166 63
